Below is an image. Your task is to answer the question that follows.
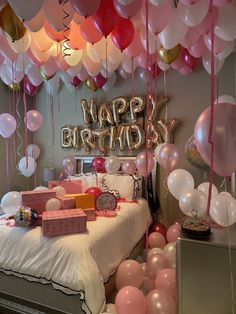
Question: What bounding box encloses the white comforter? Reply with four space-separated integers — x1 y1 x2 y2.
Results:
0 199 151 314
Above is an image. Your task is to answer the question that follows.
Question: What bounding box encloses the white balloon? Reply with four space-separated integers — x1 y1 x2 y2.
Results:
140 27 161 54
219 191 233 198
8 0 44 21
45 74 60 96
167 169 195 200
149 0 165 5
45 198 61 211
102 72 117 92
34 186 49 191
210 195 236 227
197 182 218 198
163 242 176 268
60 71 73 84
148 247 164 258
102 303 117 314
18 156 37 177
178 0 210 27
105 155 121 174
7 31 32 54
215 4 236 41
217 41 235 61
159 8 188 49
27 66 43 86
27 144 40 160
215 95 236 105
52 186 66 198
1 191 22 215
179 189 207 217
117 0 133 5
202 53 225 75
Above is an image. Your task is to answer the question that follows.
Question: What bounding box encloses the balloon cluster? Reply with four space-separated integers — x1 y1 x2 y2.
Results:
103 222 180 314
167 169 236 227
0 0 235 95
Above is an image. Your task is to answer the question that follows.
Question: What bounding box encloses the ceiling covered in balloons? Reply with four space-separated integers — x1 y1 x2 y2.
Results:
0 0 235 96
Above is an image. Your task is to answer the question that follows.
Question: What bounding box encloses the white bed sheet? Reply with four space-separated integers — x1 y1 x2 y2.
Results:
0 199 151 314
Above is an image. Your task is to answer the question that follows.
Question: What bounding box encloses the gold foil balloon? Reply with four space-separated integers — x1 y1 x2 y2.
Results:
86 77 97 92
129 96 145 123
148 94 168 122
98 103 114 128
185 135 208 169
80 128 95 153
93 128 109 154
112 97 129 124
61 127 73 148
147 121 163 149
72 127 80 149
125 124 145 151
0 5 26 41
157 118 180 143
9 83 21 91
80 98 98 124
109 125 126 151
158 45 181 64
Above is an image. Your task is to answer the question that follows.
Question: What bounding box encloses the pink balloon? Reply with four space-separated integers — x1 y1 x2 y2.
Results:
166 223 181 243
158 143 179 172
122 160 137 175
115 286 146 314
136 151 155 177
179 0 200 3
146 253 169 279
182 49 200 69
195 7 218 35
148 63 161 78
194 103 236 177
92 73 107 88
23 76 38 97
213 0 232 7
0 113 17 139
181 29 200 49
114 0 143 19
115 260 145 290
155 268 176 299
146 289 176 314
70 0 101 17
171 52 185 70
80 17 103 44
26 110 43 132
141 0 172 34
124 28 143 58
136 50 156 69
179 66 193 75
137 68 152 83
62 155 76 176
148 232 166 249
188 36 207 58
140 276 155 295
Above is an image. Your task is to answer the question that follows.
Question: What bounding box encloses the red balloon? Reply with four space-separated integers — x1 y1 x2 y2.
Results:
92 73 106 88
85 187 102 199
92 157 106 173
23 76 38 96
150 223 167 238
71 76 81 88
111 17 134 51
91 0 118 37
182 49 200 70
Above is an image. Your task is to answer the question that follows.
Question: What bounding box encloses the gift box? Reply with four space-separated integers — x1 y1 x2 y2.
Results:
42 208 87 237
83 208 96 221
74 193 95 209
48 179 82 194
21 190 56 214
57 196 75 209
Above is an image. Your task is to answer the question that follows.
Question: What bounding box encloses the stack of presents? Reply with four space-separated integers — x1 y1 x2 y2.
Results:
20 179 96 237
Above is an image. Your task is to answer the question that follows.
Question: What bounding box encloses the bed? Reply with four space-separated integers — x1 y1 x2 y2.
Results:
0 156 153 314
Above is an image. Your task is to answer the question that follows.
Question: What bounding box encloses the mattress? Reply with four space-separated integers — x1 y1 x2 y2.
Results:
0 199 151 314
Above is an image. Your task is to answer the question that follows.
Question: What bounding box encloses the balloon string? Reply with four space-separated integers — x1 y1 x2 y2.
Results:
145 0 150 181
206 0 215 215
227 223 235 314
62 0 71 57
16 93 23 164
131 57 134 98
58 94 61 113
51 96 55 167
33 134 37 189
164 70 168 126
5 139 9 191
23 89 28 168
75 88 77 114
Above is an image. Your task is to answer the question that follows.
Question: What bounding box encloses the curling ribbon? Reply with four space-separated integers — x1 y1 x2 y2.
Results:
61 0 71 57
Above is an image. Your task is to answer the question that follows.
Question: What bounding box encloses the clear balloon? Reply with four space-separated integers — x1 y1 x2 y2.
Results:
179 189 207 217
146 289 176 314
105 155 121 174
166 223 180 243
27 144 40 160
167 169 195 200
115 286 146 314
1 191 22 215
184 135 208 169
62 155 76 176
26 110 43 132
115 259 144 290
45 198 61 211
18 156 37 177
148 232 166 249
210 194 236 227
0 113 16 138
136 151 155 177
194 103 236 177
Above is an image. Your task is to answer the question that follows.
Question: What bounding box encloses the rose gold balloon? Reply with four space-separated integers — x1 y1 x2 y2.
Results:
159 143 179 172
146 253 169 279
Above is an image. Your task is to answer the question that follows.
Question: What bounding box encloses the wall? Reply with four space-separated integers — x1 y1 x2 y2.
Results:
0 82 33 198
36 55 235 224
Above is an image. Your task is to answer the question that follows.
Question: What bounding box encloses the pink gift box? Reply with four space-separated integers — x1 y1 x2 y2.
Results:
21 190 56 215
48 179 83 194
57 196 75 209
83 208 96 221
42 209 87 237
